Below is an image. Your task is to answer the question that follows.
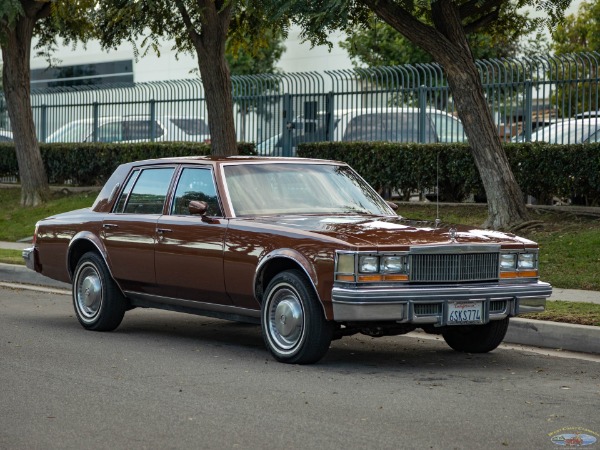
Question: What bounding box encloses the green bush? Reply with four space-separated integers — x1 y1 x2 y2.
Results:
0 142 256 186
298 141 600 205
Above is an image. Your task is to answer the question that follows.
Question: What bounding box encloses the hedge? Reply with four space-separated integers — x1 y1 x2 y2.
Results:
1 140 599 205
298 142 600 205
0 142 256 186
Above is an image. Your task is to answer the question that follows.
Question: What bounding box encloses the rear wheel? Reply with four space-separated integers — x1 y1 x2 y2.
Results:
442 318 509 353
262 270 333 364
72 252 126 331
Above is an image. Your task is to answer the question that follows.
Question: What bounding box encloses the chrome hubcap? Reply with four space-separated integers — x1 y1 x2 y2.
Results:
268 287 304 351
76 265 102 321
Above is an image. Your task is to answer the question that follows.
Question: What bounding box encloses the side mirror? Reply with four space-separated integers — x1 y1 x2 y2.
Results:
386 201 399 211
188 200 208 216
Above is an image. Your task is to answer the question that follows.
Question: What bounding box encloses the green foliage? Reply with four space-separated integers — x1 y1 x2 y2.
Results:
227 27 286 76
298 141 600 205
0 142 256 186
552 1 600 54
340 9 544 68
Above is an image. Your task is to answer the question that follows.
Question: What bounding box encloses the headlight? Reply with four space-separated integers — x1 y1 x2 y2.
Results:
359 255 379 273
518 253 536 269
380 255 404 273
500 253 517 270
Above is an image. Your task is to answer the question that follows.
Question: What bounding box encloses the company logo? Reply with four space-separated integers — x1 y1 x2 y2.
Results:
549 428 598 447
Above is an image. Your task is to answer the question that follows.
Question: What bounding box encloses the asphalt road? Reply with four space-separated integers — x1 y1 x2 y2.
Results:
1 285 599 450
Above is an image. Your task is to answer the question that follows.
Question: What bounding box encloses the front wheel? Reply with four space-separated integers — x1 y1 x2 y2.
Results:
262 270 333 364
442 318 509 353
72 252 126 331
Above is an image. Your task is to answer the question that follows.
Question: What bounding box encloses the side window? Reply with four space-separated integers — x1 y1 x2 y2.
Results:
171 167 222 216
122 120 165 140
119 168 175 214
97 122 123 142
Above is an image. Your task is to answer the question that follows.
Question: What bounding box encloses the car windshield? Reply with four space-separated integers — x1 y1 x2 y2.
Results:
223 163 394 217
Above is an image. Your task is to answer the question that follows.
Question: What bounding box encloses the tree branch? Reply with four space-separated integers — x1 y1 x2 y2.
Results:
464 9 500 34
174 0 200 43
361 0 453 58
459 0 504 21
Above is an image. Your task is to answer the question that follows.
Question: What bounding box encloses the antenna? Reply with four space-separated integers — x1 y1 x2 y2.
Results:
435 150 440 228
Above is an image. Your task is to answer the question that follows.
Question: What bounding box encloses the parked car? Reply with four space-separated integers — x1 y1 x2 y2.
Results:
256 107 466 155
23 156 551 364
0 129 13 142
45 116 210 143
513 118 600 144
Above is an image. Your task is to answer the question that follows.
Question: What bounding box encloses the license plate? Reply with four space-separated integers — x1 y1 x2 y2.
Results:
447 301 484 325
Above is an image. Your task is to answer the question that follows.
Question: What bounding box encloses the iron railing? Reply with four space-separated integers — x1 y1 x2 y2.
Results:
0 52 598 155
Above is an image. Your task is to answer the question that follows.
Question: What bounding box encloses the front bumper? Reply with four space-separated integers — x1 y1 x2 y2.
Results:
331 281 551 325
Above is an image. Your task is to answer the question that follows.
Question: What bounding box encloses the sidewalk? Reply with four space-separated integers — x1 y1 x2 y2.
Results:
1 240 599 355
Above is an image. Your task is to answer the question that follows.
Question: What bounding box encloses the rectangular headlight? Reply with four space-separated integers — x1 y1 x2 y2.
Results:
359 255 379 273
337 253 355 273
500 253 517 270
518 253 536 269
380 255 405 273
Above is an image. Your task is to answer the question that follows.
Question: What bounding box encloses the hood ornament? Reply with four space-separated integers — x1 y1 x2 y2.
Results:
449 227 457 243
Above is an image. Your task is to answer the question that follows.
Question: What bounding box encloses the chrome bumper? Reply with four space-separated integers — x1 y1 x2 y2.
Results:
331 281 551 325
22 247 37 271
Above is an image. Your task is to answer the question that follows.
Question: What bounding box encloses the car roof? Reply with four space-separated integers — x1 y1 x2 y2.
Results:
125 155 345 168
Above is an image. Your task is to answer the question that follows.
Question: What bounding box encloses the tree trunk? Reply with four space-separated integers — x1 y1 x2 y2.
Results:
1 9 50 206
187 1 237 157
365 0 529 229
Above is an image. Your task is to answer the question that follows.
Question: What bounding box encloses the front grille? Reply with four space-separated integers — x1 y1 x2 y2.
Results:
490 300 507 313
410 252 499 282
414 303 442 316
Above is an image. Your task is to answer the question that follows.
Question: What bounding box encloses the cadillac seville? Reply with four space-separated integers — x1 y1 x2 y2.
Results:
23 156 551 364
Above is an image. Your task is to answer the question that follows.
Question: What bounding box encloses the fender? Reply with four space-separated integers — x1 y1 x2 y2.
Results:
67 231 110 279
254 248 328 316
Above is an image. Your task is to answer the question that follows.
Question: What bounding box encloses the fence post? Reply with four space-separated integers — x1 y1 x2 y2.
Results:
282 94 293 157
419 85 427 143
92 102 99 143
524 79 533 142
150 99 156 142
326 92 334 141
40 105 47 143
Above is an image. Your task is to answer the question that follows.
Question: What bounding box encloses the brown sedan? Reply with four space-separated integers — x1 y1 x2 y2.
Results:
23 156 551 364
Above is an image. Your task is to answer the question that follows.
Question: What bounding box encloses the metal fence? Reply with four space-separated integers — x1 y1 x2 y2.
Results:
1 51 599 155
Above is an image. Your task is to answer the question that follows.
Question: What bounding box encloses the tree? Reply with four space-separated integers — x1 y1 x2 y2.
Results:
340 11 542 68
271 0 569 229
95 1 287 157
0 0 95 206
552 0 600 54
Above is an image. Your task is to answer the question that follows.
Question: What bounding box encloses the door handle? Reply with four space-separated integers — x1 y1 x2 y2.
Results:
102 223 118 229
156 228 172 234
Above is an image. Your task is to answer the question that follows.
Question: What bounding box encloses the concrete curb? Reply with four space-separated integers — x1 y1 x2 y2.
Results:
505 318 600 355
1 262 598 355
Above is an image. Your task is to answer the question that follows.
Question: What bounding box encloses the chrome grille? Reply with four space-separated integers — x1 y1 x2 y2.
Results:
410 252 499 282
490 300 507 313
414 304 442 316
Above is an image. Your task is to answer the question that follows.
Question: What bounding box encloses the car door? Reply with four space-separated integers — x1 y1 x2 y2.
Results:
154 166 231 305
102 166 175 294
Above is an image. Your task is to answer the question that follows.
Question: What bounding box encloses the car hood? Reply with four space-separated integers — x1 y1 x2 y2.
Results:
245 215 534 249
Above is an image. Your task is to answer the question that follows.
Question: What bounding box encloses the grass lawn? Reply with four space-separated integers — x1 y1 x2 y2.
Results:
2 191 599 292
0 187 96 242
